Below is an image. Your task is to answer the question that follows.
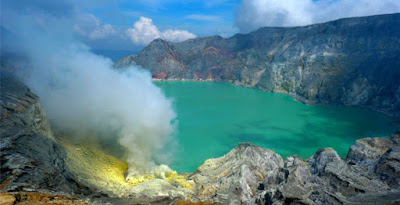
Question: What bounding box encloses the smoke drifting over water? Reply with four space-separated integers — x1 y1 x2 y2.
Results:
4 6 177 177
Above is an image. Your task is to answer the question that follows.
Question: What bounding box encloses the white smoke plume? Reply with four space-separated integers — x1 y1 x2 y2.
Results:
3 1 177 178
25 44 177 177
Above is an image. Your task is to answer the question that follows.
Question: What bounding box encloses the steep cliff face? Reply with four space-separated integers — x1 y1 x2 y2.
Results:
0 72 85 196
115 13 400 117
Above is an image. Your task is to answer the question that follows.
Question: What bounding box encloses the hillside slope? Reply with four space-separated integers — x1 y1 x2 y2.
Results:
115 13 400 117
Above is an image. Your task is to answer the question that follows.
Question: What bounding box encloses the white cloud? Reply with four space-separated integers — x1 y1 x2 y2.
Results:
126 17 160 45
126 17 196 45
235 0 400 33
73 14 119 40
186 14 223 22
160 29 197 42
89 24 117 40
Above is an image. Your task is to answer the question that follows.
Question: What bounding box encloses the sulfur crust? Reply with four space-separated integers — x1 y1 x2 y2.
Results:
58 137 194 197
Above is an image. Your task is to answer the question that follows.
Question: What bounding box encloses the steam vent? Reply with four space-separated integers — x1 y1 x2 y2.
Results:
1 1 400 204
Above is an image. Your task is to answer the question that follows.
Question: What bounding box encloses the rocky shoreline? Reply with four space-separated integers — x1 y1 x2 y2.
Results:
1 70 400 204
115 13 400 118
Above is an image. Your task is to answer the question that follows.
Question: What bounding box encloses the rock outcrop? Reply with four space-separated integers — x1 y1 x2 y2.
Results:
189 143 284 204
0 71 86 196
115 13 400 117
347 130 400 189
1 64 400 204
185 136 400 205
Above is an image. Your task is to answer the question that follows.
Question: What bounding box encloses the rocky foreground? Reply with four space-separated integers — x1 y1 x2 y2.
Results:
115 13 400 117
1 71 400 204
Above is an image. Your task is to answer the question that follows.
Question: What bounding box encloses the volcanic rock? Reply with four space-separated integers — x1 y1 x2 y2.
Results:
115 13 400 117
189 143 284 204
0 71 83 195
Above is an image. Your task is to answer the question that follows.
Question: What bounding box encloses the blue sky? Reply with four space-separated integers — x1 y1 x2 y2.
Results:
2 0 400 59
83 0 241 37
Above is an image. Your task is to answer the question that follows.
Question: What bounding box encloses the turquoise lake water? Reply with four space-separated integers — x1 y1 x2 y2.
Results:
155 81 398 172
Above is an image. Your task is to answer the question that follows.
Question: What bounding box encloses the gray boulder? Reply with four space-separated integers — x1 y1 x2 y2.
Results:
189 143 284 204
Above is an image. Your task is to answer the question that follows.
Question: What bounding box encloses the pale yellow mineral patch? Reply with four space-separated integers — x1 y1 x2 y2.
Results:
165 171 194 189
58 136 195 197
126 174 154 186
0 193 16 205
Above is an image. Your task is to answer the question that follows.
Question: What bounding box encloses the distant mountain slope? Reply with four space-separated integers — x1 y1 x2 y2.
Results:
115 13 400 117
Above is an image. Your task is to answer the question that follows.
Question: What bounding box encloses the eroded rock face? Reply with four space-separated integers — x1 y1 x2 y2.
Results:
0 72 83 195
347 131 400 189
347 137 393 164
189 143 284 204
186 136 400 205
253 134 400 205
115 13 400 117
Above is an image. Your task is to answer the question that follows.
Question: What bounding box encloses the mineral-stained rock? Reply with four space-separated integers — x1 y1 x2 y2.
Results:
307 148 342 175
279 156 312 202
347 131 400 189
374 131 400 189
0 193 16 205
0 192 90 205
252 134 400 205
115 13 400 117
347 137 393 165
189 143 284 204
376 147 400 188
128 179 189 203
187 138 400 205
0 72 85 196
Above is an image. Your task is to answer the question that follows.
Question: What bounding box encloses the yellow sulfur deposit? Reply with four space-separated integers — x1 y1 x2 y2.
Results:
126 169 194 189
165 171 193 189
59 137 132 196
126 174 155 186
57 136 195 197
